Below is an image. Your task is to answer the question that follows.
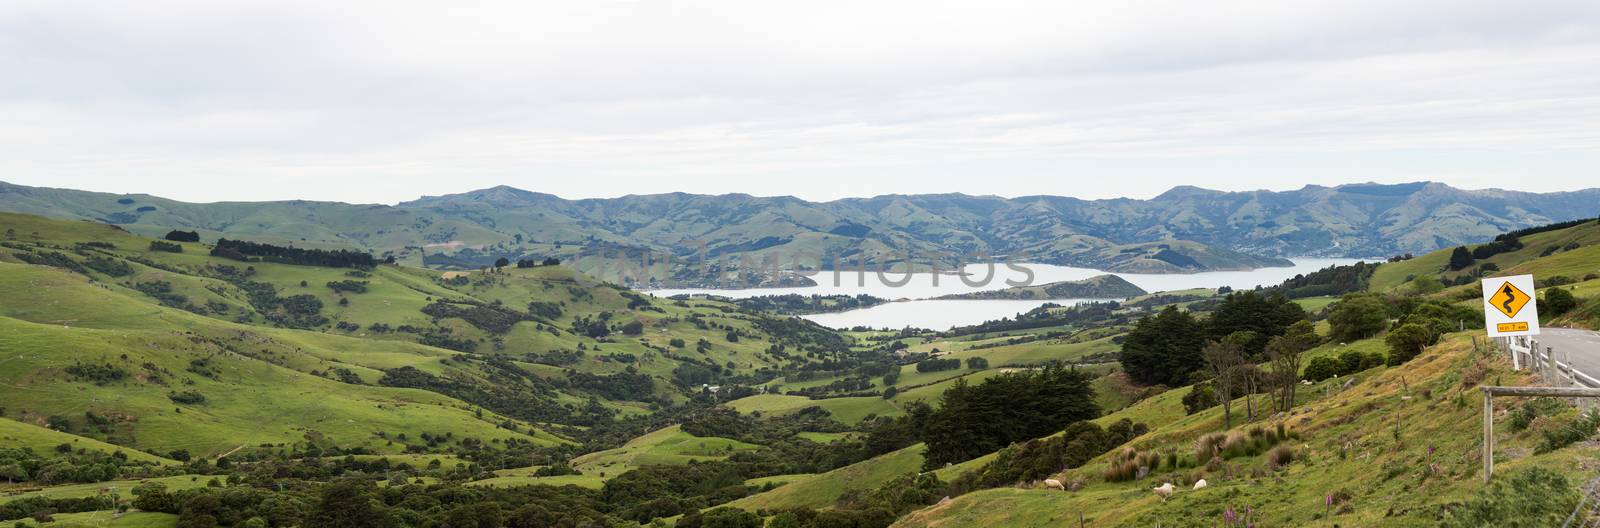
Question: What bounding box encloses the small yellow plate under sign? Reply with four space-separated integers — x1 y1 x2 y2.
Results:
1497 322 1529 332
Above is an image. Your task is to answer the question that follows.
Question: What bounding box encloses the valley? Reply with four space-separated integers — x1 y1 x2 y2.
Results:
0 207 1597 527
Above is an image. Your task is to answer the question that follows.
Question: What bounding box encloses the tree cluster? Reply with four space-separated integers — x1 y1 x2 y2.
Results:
211 238 375 268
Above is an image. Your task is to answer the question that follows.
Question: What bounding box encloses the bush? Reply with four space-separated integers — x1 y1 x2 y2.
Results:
64 363 128 386
1182 383 1218 415
325 280 368 294
168 391 207 405
1266 444 1294 469
1533 408 1600 454
1303 357 1342 382
1327 294 1388 342
164 231 201 243
677 507 762 528
1508 397 1566 432
915 358 961 373
1543 287 1578 318
148 241 183 253
1384 323 1437 365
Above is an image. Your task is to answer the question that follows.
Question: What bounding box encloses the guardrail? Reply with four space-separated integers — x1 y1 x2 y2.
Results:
1502 336 1600 388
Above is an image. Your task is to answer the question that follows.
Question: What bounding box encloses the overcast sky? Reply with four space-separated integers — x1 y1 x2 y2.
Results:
3 1 1599 204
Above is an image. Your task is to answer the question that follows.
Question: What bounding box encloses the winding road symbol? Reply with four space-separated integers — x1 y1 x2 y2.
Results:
1488 280 1530 319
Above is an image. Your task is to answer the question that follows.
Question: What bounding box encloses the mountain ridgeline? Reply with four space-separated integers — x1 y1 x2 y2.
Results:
3 180 1597 286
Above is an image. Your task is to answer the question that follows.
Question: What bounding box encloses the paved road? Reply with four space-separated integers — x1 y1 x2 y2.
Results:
1538 328 1600 381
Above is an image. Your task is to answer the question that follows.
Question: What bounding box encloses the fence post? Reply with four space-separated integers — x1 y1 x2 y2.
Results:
1483 392 1494 483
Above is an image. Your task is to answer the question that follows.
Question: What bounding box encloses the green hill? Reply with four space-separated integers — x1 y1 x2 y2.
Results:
26 181 1599 285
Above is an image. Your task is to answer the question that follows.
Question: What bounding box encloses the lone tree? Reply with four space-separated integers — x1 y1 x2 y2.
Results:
493 257 511 269
1266 320 1318 412
1448 246 1475 271
1202 339 1248 429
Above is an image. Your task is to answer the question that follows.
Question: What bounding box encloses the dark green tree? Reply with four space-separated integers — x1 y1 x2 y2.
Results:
1327 293 1389 342
303 479 396 528
1543 287 1578 318
1119 306 1207 386
920 364 1099 467
1385 323 1437 365
1207 291 1306 358
1448 246 1475 271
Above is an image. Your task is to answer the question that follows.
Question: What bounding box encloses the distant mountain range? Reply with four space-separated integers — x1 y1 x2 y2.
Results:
1 180 1595 287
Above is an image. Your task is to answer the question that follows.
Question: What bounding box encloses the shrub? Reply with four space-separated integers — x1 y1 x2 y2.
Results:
168 391 207 405
1303 356 1342 382
1542 287 1578 318
1509 398 1565 432
1266 445 1294 469
64 363 128 386
1384 323 1437 365
1533 408 1600 454
164 231 201 242
148 241 183 253
1182 383 1218 415
915 358 961 373
325 280 368 294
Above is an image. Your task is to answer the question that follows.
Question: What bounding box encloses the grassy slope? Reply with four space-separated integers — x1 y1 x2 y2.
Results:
2 474 209 505
1370 219 1600 293
0 213 871 458
726 444 928 511
568 425 761 480
726 395 903 425
34 511 178 528
0 418 174 465
896 333 1599 527
0 262 567 456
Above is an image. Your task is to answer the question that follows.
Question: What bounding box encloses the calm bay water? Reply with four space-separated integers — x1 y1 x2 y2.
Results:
648 258 1365 330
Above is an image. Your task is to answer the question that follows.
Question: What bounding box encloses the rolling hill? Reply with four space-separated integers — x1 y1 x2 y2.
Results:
7 181 1595 286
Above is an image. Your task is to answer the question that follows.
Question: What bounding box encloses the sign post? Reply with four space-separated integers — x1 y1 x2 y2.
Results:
1482 274 1540 338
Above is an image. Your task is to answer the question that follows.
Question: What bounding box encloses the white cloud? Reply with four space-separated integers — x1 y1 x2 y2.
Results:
1 0 1598 202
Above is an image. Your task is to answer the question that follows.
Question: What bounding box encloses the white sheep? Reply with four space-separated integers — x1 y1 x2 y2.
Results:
1152 482 1176 501
1192 479 1208 490
1043 479 1065 491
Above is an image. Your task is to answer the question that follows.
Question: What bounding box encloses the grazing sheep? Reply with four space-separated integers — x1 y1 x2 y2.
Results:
1152 482 1176 501
1043 479 1065 491
1192 479 1208 490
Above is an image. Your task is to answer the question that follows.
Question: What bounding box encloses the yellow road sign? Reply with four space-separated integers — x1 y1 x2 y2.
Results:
1482 274 1539 337
1487 280 1530 319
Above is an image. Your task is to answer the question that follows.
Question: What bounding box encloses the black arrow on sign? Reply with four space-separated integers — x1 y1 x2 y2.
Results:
1502 284 1517 315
